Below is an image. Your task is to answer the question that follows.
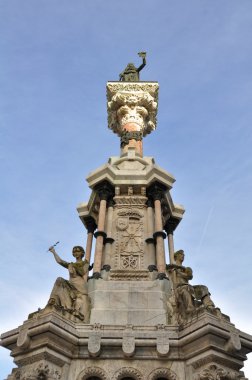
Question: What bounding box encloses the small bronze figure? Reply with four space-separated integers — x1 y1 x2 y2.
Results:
119 52 146 82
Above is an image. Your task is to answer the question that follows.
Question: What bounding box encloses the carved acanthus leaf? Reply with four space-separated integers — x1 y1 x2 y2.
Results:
107 82 159 136
195 364 240 380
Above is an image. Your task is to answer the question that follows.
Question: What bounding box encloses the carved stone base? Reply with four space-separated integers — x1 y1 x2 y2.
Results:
1 308 252 380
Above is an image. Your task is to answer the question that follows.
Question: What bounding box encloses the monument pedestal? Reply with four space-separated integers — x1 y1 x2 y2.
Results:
89 278 171 326
2 308 251 379
1 67 252 379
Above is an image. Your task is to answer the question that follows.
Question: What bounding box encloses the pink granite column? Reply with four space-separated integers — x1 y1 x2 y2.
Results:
145 199 156 270
164 218 178 265
153 198 166 276
120 123 143 157
102 199 115 269
93 183 113 278
148 183 167 279
85 217 97 264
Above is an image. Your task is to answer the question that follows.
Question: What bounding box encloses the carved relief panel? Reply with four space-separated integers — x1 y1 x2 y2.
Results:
115 210 144 270
111 194 148 276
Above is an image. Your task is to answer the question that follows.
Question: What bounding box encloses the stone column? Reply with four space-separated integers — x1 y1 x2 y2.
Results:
102 199 115 269
153 196 166 277
164 218 178 265
84 217 97 264
146 182 167 279
145 199 156 269
93 183 113 279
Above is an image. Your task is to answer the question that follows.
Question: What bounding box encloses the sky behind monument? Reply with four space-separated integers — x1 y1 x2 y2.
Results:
1 0 252 378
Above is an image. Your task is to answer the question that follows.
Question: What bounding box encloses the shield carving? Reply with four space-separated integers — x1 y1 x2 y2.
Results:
116 216 129 231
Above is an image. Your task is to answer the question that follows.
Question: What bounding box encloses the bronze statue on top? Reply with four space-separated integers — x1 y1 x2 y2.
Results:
119 52 146 82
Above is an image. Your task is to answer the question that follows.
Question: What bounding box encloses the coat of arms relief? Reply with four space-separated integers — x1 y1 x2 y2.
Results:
114 209 144 271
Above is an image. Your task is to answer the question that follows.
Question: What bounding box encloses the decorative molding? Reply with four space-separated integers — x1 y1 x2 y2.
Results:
15 352 66 368
195 364 240 380
114 196 147 207
112 366 143 380
11 360 62 380
148 367 177 380
77 366 108 380
107 82 159 98
110 270 150 281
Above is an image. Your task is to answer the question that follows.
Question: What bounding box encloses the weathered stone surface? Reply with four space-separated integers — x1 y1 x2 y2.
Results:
88 278 171 326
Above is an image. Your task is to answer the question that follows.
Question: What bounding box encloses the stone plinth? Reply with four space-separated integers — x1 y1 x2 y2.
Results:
88 278 171 326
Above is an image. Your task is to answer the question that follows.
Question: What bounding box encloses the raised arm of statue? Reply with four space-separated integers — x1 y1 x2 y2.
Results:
48 247 68 268
137 52 146 73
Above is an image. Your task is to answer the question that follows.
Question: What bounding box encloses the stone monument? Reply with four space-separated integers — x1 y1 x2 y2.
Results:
1 53 252 380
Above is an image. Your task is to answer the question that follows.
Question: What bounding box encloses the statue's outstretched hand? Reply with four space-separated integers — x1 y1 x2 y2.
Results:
48 246 56 254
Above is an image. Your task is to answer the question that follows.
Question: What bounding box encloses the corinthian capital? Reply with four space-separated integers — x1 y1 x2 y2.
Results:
107 82 159 137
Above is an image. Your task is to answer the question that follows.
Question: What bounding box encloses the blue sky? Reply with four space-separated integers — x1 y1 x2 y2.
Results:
1 1 252 378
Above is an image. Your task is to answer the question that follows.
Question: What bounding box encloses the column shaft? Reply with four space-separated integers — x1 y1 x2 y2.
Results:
102 204 114 267
93 199 107 274
168 232 175 264
147 204 155 265
154 199 166 273
85 232 94 264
